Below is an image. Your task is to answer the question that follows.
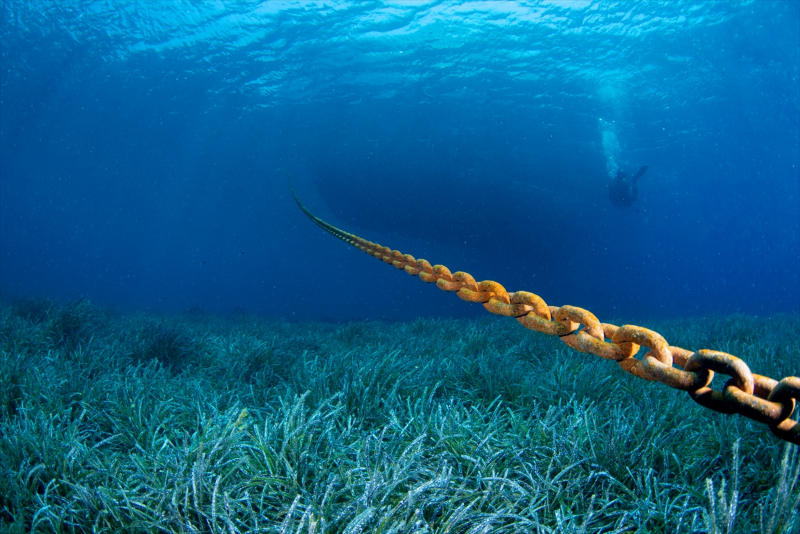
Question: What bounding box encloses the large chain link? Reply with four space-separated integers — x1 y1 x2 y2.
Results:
293 189 799 445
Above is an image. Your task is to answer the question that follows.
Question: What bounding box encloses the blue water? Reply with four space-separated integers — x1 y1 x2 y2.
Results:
1 1 798 323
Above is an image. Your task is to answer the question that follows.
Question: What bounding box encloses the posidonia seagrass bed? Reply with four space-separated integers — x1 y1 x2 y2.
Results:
0 297 798 533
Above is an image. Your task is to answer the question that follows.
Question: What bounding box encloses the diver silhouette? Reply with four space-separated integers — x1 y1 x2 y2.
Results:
608 165 648 208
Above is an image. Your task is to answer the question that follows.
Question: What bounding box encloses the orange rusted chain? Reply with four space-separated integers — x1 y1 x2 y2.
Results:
291 186 800 445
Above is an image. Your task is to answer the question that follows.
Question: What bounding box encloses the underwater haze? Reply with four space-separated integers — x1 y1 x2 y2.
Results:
2 2 800 532
1 0 799 323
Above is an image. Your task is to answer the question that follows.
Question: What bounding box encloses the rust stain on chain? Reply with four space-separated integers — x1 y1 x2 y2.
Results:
291 185 799 445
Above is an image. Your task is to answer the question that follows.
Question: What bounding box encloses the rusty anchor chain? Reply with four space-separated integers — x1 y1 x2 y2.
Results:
292 187 799 444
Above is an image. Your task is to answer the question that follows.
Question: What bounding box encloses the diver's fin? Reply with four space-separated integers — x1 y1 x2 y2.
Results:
632 165 649 182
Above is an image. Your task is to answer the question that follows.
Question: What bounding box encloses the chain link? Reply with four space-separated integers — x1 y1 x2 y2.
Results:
293 188 800 445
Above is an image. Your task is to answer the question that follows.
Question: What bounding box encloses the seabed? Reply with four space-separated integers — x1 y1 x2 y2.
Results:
0 297 798 533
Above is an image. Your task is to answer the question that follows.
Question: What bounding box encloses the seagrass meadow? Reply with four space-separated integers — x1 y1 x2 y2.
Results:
0 297 798 533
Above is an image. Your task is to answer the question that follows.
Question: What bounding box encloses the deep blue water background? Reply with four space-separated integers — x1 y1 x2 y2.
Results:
1 1 798 324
